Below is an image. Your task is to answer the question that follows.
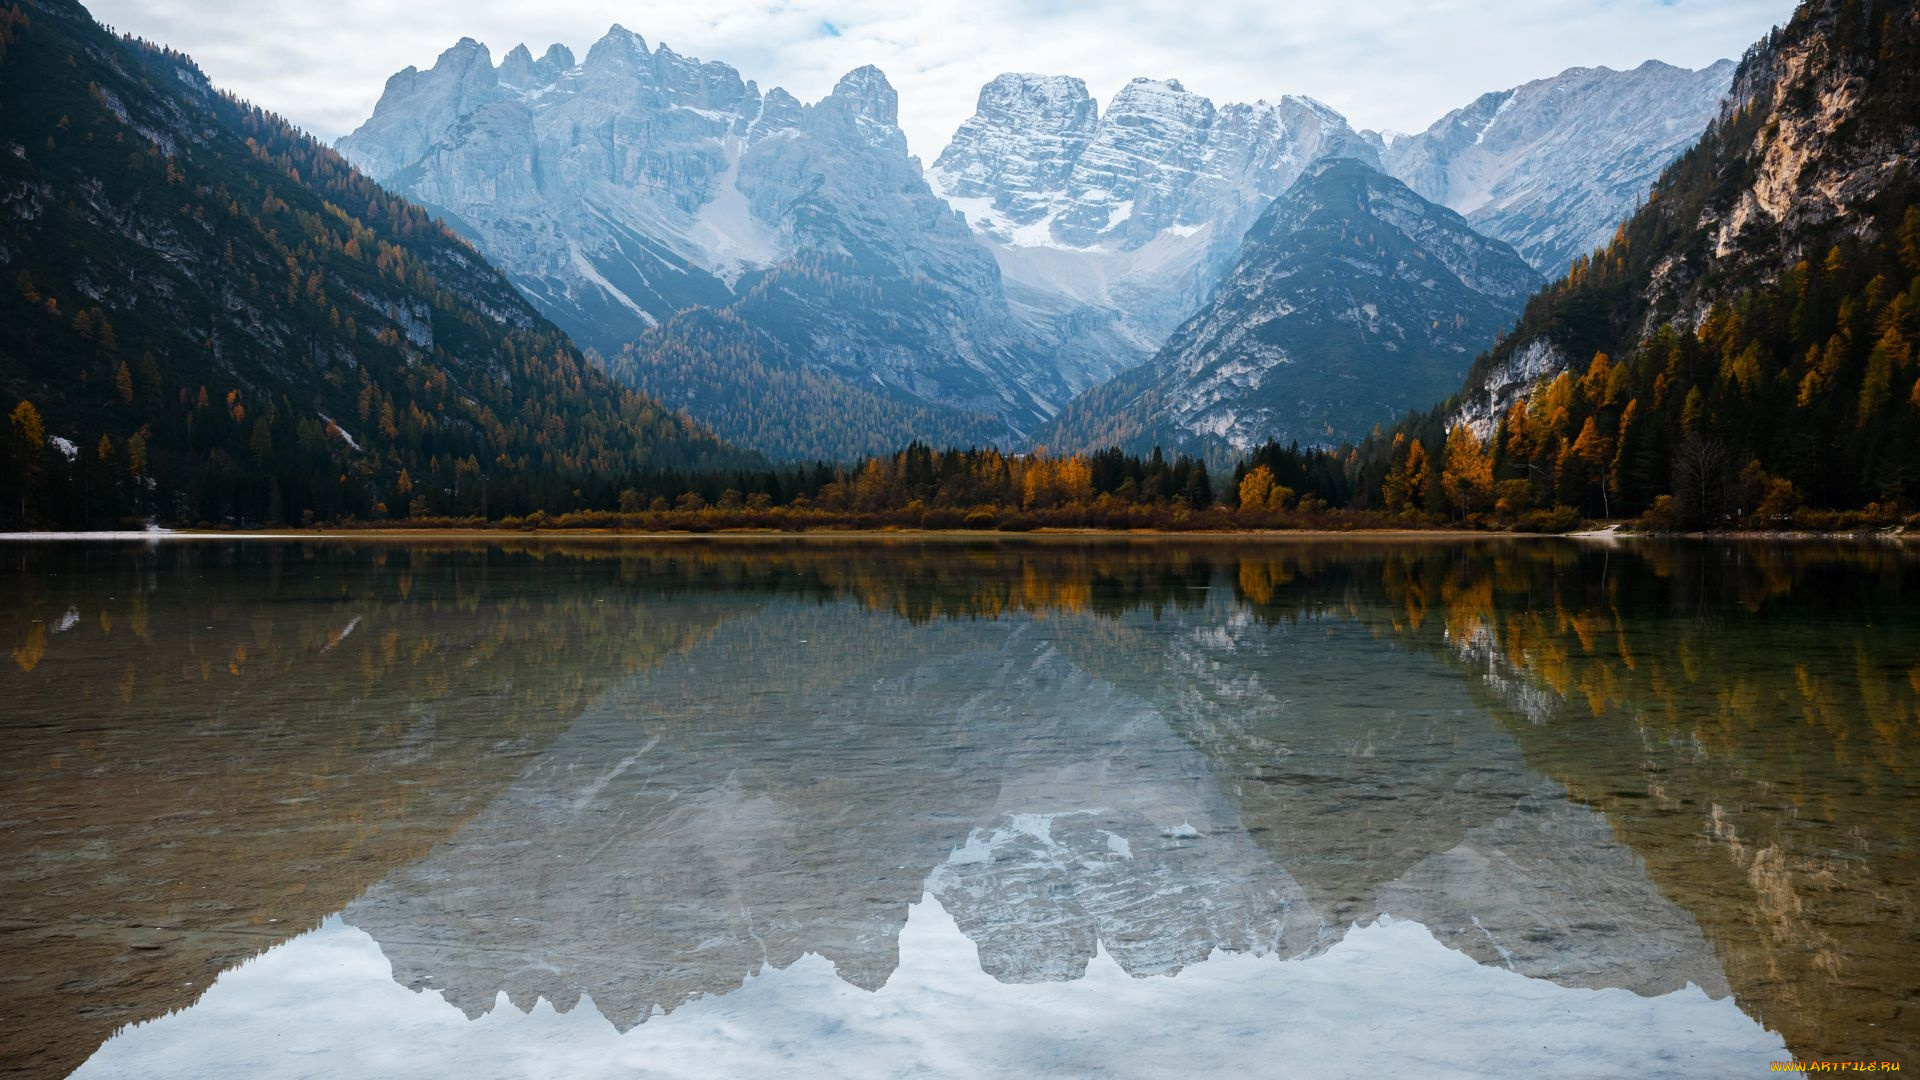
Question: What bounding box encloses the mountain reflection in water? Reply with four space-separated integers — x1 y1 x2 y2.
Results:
3 538 1913 1077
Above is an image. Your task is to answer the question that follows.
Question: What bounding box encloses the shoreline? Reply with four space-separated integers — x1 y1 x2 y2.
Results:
0 526 1910 544
0 527 1517 543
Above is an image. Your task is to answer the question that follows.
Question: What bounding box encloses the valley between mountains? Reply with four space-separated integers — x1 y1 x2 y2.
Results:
2 0 1914 532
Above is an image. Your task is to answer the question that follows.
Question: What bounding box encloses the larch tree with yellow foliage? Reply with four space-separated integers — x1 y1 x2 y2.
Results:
1440 425 1495 521
8 399 45 527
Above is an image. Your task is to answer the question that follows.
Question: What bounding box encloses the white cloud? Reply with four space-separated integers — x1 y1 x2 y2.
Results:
86 0 1798 157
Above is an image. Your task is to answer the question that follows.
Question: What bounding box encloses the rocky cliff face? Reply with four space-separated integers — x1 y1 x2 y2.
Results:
1376 60 1736 276
1703 4 1917 271
936 77 1373 252
932 76 1380 374
339 29 756 338
339 31 1064 457
1039 159 1540 458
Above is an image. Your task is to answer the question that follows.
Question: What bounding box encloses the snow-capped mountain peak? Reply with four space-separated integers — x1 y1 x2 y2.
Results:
825 64 900 125
928 69 1385 376
337 33 1086 459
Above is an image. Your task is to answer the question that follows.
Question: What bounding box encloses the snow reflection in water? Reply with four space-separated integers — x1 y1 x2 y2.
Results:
10 539 1913 1075
75 601 1788 1077
75 899 1780 1080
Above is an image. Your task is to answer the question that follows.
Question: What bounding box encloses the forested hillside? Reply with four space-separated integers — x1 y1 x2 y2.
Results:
0 0 740 529
1363 0 1918 527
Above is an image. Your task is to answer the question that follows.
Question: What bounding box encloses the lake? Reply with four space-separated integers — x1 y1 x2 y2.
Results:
2 537 1914 1077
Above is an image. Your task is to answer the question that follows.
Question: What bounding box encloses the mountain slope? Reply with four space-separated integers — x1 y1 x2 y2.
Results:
0 0 736 528
602 308 1007 462
1428 0 1919 519
338 35 1064 458
1039 159 1540 459
1377 60 1737 274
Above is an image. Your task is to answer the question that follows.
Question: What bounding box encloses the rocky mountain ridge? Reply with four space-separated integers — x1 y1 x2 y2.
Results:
1376 59 1738 274
338 30 1073 458
930 75 1382 371
337 33 1743 461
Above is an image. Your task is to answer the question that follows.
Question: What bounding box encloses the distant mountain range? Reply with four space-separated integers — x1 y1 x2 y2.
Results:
339 32 1066 458
338 36 1735 460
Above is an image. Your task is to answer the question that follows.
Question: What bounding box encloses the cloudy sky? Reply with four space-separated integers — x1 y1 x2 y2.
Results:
87 0 1798 158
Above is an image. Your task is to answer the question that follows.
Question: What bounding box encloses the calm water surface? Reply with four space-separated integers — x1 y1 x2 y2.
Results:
1 538 1915 1078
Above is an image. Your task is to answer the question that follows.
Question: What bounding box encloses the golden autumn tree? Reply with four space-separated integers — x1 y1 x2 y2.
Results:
1020 452 1092 510
1440 424 1494 520
1238 464 1275 512
1236 464 1293 513
8 399 46 526
1383 437 1433 516
1563 415 1614 517
1380 435 1409 512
